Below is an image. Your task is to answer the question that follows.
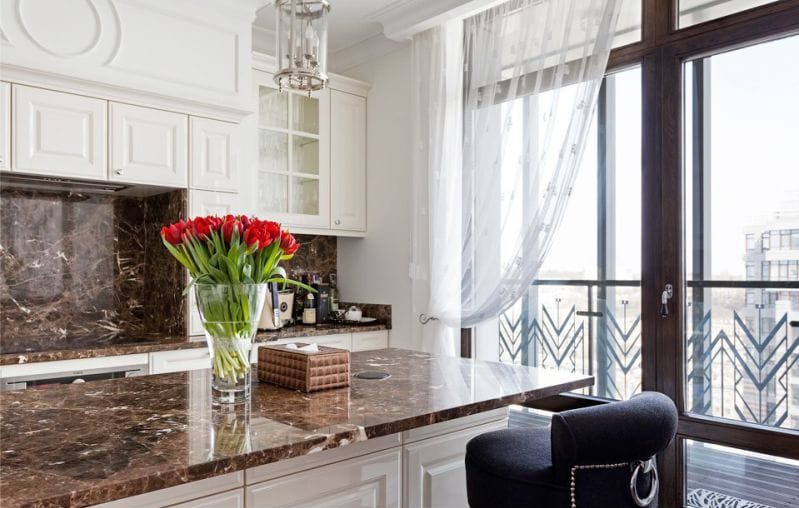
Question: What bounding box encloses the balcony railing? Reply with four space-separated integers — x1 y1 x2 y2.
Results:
499 279 799 429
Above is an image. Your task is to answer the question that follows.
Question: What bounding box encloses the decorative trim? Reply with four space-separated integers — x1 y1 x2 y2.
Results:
569 458 658 508
328 33 407 74
1 64 253 122
17 0 102 57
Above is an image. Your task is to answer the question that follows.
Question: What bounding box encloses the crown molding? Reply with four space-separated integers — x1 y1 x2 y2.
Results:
328 33 407 74
366 0 502 40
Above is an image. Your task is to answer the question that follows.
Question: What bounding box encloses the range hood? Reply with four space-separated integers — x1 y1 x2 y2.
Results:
0 173 129 195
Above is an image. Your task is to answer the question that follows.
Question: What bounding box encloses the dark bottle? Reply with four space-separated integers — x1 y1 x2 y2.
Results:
293 274 308 324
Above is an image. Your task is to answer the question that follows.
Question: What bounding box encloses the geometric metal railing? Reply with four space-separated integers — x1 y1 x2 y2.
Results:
500 280 799 428
499 280 641 400
687 309 799 428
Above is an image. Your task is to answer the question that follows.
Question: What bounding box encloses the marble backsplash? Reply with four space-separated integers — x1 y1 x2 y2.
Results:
0 187 186 353
284 234 337 282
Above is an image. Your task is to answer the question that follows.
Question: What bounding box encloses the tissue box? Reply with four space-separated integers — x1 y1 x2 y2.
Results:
257 343 350 392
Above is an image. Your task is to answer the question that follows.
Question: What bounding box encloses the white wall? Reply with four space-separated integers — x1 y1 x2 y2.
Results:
337 45 420 350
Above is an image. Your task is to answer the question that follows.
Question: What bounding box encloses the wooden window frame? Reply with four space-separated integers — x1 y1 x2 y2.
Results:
463 1 799 504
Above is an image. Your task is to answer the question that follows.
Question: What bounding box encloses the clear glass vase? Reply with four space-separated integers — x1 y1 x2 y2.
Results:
194 283 268 404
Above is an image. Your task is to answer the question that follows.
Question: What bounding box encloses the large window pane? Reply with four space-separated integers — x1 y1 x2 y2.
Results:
499 66 642 401
679 0 778 28
684 36 799 431
685 439 799 508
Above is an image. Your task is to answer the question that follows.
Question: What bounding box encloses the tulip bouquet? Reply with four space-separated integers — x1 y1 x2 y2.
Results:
161 215 309 399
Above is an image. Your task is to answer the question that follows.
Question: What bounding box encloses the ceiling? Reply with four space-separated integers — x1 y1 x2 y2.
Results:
251 0 494 73
253 0 405 73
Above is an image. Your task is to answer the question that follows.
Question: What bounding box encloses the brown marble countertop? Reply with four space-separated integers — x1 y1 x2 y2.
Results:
0 323 389 366
0 348 592 508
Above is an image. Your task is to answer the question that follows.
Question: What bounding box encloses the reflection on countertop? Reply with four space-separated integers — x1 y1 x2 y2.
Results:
0 348 593 508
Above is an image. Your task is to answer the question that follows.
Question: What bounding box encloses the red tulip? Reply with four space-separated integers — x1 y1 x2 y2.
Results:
280 232 299 255
190 216 214 239
161 220 187 245
221 215 242 243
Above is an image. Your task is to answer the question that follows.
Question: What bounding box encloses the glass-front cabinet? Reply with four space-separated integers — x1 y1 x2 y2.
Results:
256 70 330 229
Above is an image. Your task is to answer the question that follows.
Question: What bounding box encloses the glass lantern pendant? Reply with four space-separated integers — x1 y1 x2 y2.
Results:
274 0 330 95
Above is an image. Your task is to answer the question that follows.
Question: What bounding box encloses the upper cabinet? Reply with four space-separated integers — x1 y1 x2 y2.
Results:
253 60 369 236
0 0 256 122
256 72 330 229
110 103 188 187
190 117 239 193
0 82 9 171
12 84 107 180
331 91 367 232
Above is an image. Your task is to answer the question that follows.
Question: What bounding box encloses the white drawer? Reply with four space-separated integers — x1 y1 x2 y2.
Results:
351 330 388 352
170 488 244 508
149 347 210 375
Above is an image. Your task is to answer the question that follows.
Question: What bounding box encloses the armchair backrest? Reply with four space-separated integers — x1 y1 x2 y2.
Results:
550 391 678 478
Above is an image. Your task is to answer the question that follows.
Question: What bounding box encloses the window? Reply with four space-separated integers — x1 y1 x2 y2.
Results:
745 233 755 250
684 35 799 433
498 66 642 402
762 231 771 250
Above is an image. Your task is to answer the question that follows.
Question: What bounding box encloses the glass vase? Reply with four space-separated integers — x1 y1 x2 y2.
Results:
194 283 268 404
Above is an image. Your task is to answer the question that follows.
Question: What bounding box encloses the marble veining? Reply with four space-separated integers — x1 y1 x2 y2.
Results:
0 349 592 508
0 187 186 354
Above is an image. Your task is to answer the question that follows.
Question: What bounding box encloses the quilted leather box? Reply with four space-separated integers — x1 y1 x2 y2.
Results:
257 343 350 392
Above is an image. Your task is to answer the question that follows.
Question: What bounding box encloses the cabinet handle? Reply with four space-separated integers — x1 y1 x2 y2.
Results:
334 219 341 225
115 168 124 175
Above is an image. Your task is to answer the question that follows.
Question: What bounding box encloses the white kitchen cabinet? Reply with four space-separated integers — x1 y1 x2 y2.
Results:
149 347 210 375
110 102 187 186
403 419 508 508
331 90 367 232
352 330 389 352
246 448 401 508
255 70 331 229
190 117 239 192
12 85 106 179
0 82 9 171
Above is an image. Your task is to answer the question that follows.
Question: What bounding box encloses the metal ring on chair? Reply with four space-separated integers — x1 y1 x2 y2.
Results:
630 458 658 507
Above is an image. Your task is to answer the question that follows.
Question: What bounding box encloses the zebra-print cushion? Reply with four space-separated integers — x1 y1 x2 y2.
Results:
686 488 774 508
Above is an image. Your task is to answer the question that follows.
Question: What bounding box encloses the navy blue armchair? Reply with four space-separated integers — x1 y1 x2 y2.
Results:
465 392 678 508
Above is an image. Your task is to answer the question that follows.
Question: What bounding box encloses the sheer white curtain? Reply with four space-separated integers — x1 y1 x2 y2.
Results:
411 0 621 355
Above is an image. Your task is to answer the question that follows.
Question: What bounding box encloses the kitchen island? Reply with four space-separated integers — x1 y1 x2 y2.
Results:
0 349 592 508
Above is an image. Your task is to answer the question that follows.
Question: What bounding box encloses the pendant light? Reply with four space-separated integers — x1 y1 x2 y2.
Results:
274 0 330 94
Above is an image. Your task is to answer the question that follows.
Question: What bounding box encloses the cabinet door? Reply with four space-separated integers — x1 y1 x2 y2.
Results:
255 70 330 229
404 420 508 508
188 190 244 335
13 85 106 179
0 82 9 171
246 448 401 508
110 102 187 186
190 117 239 192
330 90 366 232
